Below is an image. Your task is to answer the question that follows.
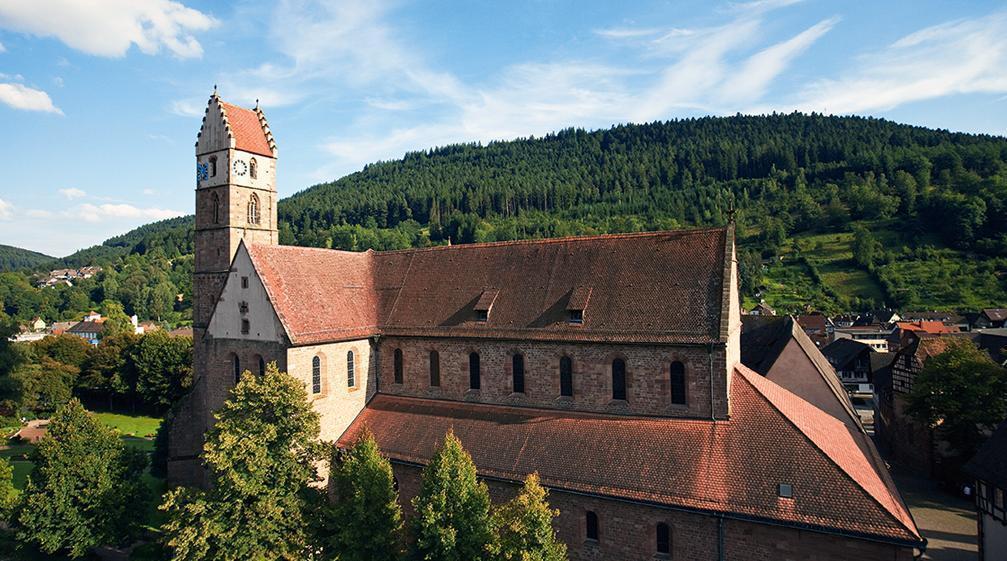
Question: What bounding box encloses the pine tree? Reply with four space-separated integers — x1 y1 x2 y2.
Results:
412 430 494 561
323 429 403 561
490 473 567 561
160 363 322 561
17 399 148 557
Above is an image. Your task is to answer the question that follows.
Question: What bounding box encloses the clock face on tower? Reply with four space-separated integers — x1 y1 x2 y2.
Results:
196 162 209 182
233 159 248 176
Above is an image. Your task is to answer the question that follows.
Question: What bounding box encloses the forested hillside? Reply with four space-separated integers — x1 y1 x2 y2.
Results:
0 245 55 272
4 113 1007 323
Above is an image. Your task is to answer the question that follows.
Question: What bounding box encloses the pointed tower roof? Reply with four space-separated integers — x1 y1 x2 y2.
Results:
195 91 277 158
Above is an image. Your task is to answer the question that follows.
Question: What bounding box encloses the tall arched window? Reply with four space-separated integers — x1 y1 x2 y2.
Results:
209 155 218 177
232 354 240 385
249 157 258 179
670 361 686 405
656 523 670 554
311 355 322 394
429 350 440 387
247 193 260 225
347 351 356 388
257 355 266 376
469 352 481 390
393 348 403 384
585 511 599 542
211 192 221 224
612 358 626 400
560 356 573 397
512 353 525 393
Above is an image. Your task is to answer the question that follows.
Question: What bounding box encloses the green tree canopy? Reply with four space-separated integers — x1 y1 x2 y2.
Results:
412 430 494 561
17 399 148 557
323 429 403 561
490 472 567 561
160 363 322 561
908 339 1007 457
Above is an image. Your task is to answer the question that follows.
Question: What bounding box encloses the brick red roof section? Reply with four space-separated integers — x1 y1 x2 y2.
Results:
896 321 957 335
248 228 729 345
246 244 378 345
340 366 921 545
220 102 273 157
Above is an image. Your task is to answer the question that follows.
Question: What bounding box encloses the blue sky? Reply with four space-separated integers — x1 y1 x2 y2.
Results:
1 0 1006 257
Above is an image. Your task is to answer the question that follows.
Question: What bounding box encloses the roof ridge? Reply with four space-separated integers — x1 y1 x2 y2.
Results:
376 226 728 255
734 365 921 542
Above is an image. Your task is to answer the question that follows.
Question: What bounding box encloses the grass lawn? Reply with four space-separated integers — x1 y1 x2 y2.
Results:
93 412 162 438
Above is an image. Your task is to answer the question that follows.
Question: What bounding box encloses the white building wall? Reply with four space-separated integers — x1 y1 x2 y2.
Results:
287 339 376 443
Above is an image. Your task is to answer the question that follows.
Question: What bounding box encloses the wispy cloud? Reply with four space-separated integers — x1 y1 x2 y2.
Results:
781 11 1007 114
0 82 62 114
0 0 217 58
593 27 664 40
0 41 5 53
58 187 86 200
169 98 204 117
74 203 184 223
0 198 12 220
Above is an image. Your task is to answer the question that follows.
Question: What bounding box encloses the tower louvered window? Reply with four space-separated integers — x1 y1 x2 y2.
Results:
211 192 221 224
248 193 260 225
249 157 258 179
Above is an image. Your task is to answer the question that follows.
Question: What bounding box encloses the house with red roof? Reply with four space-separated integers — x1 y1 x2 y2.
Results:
168 95 923 561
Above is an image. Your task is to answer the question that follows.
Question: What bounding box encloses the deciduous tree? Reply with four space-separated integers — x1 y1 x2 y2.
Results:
490 473 567 561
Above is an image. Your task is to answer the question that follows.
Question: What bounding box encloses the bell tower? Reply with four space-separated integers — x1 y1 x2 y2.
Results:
193 91 278 331
169 91 278 485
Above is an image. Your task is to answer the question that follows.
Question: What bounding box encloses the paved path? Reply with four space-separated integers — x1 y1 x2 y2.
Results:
891 469 978 561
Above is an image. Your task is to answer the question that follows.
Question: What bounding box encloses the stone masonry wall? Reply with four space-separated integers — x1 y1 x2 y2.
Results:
377 336 726 418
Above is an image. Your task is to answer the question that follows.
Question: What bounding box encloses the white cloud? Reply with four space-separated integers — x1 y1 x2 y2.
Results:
593 27 664 40
74 203 184 223
142 188 156 195
0 198 12 220
784 12 1007 114
0 82 62 114
169 98 204 117
58 187 86 200
0 0 216 59
0 41 5 53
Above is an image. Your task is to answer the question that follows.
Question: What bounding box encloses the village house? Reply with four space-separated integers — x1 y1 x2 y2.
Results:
965 420 1007 561
974 308 1007 330
67 320 104 345
821 338 874 393
168 95 924 561
794 312 832 347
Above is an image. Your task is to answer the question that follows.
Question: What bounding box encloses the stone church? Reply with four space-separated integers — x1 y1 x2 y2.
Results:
169 93 925 560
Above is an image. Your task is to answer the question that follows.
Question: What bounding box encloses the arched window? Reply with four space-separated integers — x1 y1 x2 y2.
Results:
512 353 525 393
311 355 321 394
247 193 260 225
249 157 257 179
612 358 626 400
560 356 573 397
393 348 403 384
209 156 217 177
656 523 670 554
670 361 686 405
469 352 481 390
429 350 440 387
585 511 599 541
257 355 266 376
211 192 221 224
232 354 240 385
347 351 356 388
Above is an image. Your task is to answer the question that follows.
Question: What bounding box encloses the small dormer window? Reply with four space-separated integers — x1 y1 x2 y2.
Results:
777 483 794 498
474 289 497 323
567 286 591 325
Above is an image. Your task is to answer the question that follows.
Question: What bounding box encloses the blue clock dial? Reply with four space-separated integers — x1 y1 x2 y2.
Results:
197 162 209 181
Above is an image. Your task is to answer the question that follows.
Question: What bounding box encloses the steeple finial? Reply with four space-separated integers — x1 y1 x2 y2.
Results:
255 98 260 109
212 84 218 97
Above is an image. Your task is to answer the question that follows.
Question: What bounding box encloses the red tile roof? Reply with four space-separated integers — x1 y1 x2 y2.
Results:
219 101 274 157
896 321 957 335
339 366 921 545
246 228 730 346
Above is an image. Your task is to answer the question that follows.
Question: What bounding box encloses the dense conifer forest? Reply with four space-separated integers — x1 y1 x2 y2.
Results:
4 113 1007 321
